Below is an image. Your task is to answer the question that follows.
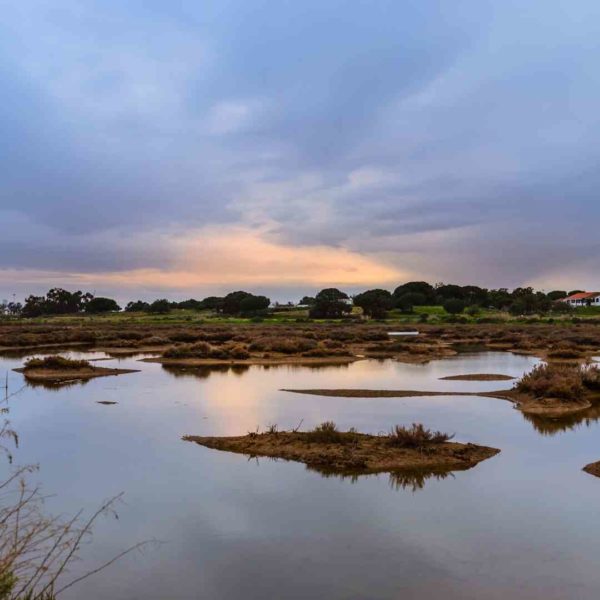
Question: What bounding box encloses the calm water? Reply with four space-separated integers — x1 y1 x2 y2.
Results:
3 350 600 600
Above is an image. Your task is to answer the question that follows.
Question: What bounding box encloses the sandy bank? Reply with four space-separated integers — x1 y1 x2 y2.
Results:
439 373 515 381
281 387 597 416
141 356 361 367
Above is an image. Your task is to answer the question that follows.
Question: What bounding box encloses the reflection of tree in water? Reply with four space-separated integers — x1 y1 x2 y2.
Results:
161 364 250 380
304 463 454 492
24 378 91 391
522 403 600 436
388 469 452 492
162 361 350 381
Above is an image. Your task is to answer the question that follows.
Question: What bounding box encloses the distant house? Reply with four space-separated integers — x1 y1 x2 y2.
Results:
562 292 600 307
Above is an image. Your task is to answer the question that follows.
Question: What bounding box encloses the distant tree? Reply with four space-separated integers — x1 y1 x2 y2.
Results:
568 290 585 296
487 288 512 309
395 292 426 312
239 295 271 314
547 290 567 301
393 282 434 305
176 299 204 310
148 299 172 314
45 288 93 314
6 302 22 316
443 298 466 315
309 288 351 319
509 289 550 314
508 300 527 316
461 286 489 306
22 295 47 318
550 301 573 314
21 288 93 317
434 284 465 302
200 296 224 311
221 291 253 315
84 297 121 313
353 289 394 319
125 300 151 312
299 296 316 306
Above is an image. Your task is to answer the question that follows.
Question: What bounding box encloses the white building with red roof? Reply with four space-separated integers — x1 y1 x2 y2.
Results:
562 292 600 306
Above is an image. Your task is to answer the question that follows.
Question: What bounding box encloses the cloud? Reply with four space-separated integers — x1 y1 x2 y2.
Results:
1 0 600 295
0 226 405 299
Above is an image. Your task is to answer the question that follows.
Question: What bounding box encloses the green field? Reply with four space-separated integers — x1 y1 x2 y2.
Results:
4 302 597 327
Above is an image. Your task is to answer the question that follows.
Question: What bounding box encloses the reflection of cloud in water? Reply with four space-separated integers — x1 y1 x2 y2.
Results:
522 404 600 436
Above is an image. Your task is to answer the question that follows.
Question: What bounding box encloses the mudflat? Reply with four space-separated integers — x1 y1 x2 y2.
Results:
439 373 515 381
583 461 600 478
281 387 598 416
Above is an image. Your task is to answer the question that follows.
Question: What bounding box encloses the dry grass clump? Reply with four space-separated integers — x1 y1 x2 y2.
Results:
515 363 584 401
163 341 212 358
248 337 317 354
163 342 249 360
24 355 91 370
306 421 345 443
302 342 351 357
388 423 454 449
547 341 583 359
169 331 204 343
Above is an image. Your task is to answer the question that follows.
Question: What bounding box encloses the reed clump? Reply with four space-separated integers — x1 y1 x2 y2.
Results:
388 423 454 449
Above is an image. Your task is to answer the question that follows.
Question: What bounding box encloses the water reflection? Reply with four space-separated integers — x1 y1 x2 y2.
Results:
9 350 600 600
24 378 91 391
310 465 454 492
521 403 600 435
161 364 250 379
160 361 352 381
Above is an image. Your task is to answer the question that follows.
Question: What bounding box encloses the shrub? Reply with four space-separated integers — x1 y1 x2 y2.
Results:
169 332 203 342
443 298 466 314
388 423 454 448
547 342 583 359
307 421 344 443
163 342 212 358
163 341 250 360
582 365 600 390
515 363 584 401
24 355 91 370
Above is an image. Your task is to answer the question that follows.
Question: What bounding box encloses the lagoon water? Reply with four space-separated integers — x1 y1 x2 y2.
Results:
3 350 600 599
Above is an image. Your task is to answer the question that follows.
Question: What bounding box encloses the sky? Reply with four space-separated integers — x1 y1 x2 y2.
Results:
1 0 599 302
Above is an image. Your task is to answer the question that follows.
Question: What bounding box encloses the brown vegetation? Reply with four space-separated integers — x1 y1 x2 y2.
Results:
183 422 499 475
583 461 600 478
14 355 139 383
2 321 600 366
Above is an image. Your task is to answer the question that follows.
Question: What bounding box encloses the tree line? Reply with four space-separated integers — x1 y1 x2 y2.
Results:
0 283 582 319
